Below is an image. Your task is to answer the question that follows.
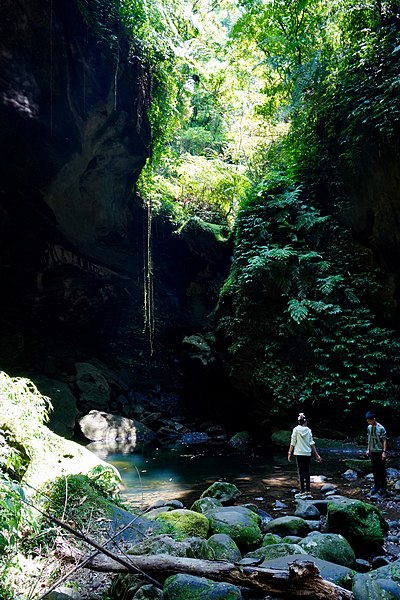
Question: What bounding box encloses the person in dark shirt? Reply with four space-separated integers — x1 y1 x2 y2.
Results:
365 410 387 497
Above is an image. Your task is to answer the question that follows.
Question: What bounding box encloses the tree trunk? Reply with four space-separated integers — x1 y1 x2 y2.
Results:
80 553 353 599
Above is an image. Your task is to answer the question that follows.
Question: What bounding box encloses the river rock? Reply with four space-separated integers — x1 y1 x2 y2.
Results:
262 533 282 545
155 509 209 539
229 431 252 449
163 574 242 600
133 584 163 600
262 554 353 587
79 410 156 445
263 515 310 537
191 497 223 514
352 573 400 600
295 500 321 519
326 497 388 552
342 469 358 480
206 505 262 550
200 481 241 503
206 533 242 562
298 532 356 567
245 542 306 561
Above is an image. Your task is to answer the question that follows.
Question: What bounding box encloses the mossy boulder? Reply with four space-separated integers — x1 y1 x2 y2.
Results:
271 430 291 447
127 534 211 559
200 482 241 504
352 572 400 600
155 509 209 539
207 533 242 562
164 574 242 600
263 554 353 587
245 543 306 561
263 516 310 538
262 533 282 546
326 498 388 552
206 506 262 550
298 532 356 567
191 497 223 514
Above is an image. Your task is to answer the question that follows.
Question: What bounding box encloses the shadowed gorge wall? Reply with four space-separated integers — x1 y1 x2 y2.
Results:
0 0 231 404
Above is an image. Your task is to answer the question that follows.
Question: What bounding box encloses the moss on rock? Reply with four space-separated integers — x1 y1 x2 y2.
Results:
155 509 209 539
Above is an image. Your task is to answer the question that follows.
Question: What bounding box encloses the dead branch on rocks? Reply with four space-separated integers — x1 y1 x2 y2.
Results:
28 500 353 599
69 551 354 599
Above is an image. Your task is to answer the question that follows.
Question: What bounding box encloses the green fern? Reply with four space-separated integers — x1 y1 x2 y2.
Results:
287 299 309 324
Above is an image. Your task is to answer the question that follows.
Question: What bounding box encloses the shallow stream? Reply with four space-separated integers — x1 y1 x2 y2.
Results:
88 442 380 515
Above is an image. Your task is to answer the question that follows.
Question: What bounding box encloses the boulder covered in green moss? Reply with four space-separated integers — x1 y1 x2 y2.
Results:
245 542 306 562
271 430 291 447
164 574 241 600
298 532 356 567
206 505 262 550
263 516 310 538
200 481 241 504
326 498 388 552
207 533 242 562
127 534 210 558
191 496 223 514
155 509 209 539
262 533 282 546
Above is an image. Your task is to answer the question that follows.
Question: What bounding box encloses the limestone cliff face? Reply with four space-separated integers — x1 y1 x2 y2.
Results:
0 0 151 275
0 0 231 398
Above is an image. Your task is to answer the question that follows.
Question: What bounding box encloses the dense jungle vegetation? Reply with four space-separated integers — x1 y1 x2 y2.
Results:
2 0 400 596
109 0 400 421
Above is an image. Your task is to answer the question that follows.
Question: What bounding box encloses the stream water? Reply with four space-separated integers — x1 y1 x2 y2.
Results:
88 442 372 514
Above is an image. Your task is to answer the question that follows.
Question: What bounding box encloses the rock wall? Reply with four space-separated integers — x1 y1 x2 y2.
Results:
0 0 232 417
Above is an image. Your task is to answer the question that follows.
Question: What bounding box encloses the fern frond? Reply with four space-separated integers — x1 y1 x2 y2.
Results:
298 251 323 262
316 275 344 295
267 245 296 260
288 298 309 324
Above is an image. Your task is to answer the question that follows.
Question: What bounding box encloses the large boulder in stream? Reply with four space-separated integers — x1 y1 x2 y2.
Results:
244 542 306 562
79 410 156 446
200 481 241 504
127 534 211 559
154 509 210 539
164 574 242 600
326 497 388 552
298 532 357 568
263 554 353 588
352 558 400 599
206 505 262 550
263 515 310 538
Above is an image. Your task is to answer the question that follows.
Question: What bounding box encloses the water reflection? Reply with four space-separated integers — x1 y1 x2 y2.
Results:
88 442 350 510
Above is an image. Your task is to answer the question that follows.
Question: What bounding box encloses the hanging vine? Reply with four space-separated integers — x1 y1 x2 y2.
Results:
143 199 155 355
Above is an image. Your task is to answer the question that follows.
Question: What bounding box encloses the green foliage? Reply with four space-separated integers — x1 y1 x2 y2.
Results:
39 470 121 532
148 153 250 224
74 0 123 52
218 173 400 420
0 372 52 478
230 0 328 118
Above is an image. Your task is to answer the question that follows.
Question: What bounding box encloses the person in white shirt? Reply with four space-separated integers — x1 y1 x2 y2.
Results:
288 412 322 499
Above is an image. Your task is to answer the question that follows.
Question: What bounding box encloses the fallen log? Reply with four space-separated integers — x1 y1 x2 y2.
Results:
27 499 353 599
79 552 354 599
